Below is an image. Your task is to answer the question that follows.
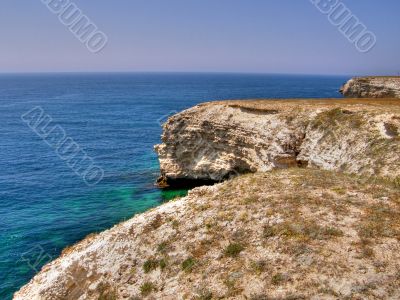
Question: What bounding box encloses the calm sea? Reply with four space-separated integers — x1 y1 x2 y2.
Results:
0 73 348 299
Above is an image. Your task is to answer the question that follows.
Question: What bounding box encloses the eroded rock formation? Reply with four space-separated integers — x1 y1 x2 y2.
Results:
155 99 400 186
340 77 400 98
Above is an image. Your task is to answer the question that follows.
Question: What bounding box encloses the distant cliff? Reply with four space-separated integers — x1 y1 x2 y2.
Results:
155 99 400 186
340 77 400 98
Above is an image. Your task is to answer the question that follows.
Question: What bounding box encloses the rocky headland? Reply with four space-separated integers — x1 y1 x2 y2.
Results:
14 98 400 300
340 77 400 98
155 99 400 186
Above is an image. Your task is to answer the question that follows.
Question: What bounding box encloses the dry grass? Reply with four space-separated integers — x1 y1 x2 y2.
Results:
264 220 343 241
140 281 156 297
17 168 400 299
96 282 117 300
358 203 400 240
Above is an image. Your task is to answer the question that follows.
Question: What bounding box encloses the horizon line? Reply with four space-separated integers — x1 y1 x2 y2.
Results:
0 71 358 77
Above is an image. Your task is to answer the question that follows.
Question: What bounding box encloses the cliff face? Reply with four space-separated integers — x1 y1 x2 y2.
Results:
155 99 400 186
14 169 400 299
14 99 400 300
340 77 400 98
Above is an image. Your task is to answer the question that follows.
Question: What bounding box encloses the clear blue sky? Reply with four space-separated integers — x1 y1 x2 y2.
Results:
0 0 399 75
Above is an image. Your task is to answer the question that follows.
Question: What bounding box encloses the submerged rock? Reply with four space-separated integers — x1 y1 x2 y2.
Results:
155 99 400 186
340 77 400 98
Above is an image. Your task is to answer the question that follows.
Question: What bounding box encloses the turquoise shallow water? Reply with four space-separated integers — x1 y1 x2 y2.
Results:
0 73 348 299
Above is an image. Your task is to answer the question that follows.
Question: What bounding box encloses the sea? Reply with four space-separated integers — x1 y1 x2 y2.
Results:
0 73 349 299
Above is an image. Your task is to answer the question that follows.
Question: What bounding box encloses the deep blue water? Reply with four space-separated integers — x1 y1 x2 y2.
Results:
0 73 348 299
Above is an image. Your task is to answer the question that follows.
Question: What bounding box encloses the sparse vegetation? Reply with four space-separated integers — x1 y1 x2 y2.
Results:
150 214 163 229
271 273 286 285
157 241 168 253
181 257 196 272
172 219 179 229
384 122 398 137
17 168 400 299
394 176 400 188
357 203 400 240
263 224 277 238
331 187 346 195
196 288 213 300
140 281 156 297
159 258 167 270
97 282 117 300
311 108 364 133
224 243 244 257
362 246 375 258
263 220 343 241
143 259 159 273
223 275 243 297
250 294 269 300
250 260 267 274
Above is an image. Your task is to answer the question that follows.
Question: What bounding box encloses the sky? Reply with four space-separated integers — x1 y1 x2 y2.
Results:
0 0 399 75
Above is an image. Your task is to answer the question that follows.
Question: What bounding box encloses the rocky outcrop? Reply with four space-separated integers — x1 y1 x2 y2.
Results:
155 99 400 186
14 99 400 300
14 169 400 299
340 77 400 98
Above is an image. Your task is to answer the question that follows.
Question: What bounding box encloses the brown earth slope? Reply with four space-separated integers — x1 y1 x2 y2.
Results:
14 169 400 299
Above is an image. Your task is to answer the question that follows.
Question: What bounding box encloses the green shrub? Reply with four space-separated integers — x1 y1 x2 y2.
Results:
159 258 167 270
157 241 168 253
181 257 196 272
224 243 244 257
140 282 156 296
143 259 158 273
